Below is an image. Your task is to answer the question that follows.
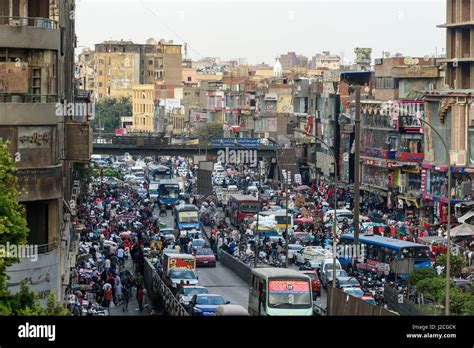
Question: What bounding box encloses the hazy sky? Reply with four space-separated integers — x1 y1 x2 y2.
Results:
75 0 446 64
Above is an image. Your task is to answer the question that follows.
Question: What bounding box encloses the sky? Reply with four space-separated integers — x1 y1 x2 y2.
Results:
75 0 447 65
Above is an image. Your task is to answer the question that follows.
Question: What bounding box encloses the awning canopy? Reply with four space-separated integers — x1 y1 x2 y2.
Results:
451 223 474 237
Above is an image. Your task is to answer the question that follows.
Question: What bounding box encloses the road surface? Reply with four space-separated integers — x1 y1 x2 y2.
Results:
159 209 250 309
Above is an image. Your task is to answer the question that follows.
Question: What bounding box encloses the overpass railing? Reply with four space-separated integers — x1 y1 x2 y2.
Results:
143 258 189 316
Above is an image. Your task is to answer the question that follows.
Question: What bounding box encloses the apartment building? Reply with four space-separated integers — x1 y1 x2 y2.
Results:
0 0 91 302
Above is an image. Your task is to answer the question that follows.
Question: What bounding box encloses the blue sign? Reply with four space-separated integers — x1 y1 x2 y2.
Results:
212 138 260 149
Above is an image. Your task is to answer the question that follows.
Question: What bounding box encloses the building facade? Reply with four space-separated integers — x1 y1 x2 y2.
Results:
0 0 90 302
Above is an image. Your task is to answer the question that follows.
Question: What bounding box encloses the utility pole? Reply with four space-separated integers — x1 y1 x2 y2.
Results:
353 86 361 249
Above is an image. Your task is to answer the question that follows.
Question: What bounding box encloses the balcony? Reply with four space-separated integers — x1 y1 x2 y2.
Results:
0 16 60 50
0 95 59 125
17 164 63 202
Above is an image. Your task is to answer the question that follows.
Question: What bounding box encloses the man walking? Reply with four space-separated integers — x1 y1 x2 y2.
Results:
136 286 145 313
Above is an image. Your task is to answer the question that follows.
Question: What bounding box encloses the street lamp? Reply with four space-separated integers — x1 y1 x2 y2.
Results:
267 138 291 268
295 129 338 315
415 117 452 316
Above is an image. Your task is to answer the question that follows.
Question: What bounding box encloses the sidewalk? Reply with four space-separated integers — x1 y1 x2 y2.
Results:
108 258 151 316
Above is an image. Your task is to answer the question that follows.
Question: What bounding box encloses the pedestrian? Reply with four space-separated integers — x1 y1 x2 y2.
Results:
103 285 113 309
122 286 130 312
104 257 111 276
136 286 145 313
117 245 125 267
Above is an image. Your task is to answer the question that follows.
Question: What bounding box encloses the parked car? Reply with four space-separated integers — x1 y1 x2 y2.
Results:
176 286 209 308
300 269 321 298
188 294 229 316
194 248 216 267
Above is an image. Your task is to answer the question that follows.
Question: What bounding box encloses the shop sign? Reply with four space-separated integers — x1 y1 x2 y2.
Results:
18 127 51 149
395 152 424 162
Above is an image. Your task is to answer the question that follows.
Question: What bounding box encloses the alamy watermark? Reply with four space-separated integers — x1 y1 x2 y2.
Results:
0 243 38 262
55 101 95 120
323 244 366 262
217 147 258 167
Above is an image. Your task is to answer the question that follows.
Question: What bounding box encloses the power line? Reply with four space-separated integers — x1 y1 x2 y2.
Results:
139 0 204 60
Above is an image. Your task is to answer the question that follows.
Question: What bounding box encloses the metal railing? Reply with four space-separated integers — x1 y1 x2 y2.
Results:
0 94 58 103
0 16 58 29
37 241 58 254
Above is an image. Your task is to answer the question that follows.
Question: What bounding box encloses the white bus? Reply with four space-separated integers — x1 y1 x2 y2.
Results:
248 268 313 316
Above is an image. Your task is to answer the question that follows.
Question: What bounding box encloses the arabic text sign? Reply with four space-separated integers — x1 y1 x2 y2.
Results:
269 280 310 293
211 138 260 149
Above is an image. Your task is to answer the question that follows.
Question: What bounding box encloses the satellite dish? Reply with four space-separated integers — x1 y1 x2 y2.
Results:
423 55 430 61
384 52 391 58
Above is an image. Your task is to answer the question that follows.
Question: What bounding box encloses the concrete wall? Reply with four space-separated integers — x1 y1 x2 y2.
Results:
0 26 60 50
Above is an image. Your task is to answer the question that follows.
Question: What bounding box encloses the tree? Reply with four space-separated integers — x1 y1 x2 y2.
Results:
0 139 29 308
416 277 446 304
435 254 466 278
195 122 224 142
409 267 438 285
0 140 68 316
92 97 132 133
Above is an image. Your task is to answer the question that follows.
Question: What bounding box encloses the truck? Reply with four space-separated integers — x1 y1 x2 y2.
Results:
162 253 198 293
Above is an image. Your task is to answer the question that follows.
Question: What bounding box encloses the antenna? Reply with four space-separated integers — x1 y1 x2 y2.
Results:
184 43 188 60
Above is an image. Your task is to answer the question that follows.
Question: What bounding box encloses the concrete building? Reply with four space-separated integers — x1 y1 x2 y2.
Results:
421 0 474 225
94 40 141 99
131 84 155 133
0 0 91 303
279 52 297 69
143 38 182 86
77 48 95 95
438 0 474 89
309 51 341 70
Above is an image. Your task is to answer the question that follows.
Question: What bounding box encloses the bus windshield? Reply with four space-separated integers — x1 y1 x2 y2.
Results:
160 185 179 198
268 279 311 309
178 211 199 223
241 202 259 213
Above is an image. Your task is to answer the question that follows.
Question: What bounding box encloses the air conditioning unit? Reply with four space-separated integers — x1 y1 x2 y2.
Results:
453 60 459 68
374 58 383 65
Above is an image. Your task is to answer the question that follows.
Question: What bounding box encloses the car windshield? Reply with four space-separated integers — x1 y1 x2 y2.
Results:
304 273 317 280
170 269 196 279
160 185 179 198
178 211 199 223
268 279 312 309
339 278 360 287
344 288 364 297
195 249 213 255
327 270 348 279
289 245 303 250
364 298 376 305
196 296 225 305
183 287 208 296
193 240 205 247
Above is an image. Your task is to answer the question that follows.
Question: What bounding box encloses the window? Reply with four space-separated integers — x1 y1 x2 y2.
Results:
98 82 103 87
188 77 192 82
25 202 49 246
149 60 153 66
375 77 396 89
99 59 104 65
99 70 103 76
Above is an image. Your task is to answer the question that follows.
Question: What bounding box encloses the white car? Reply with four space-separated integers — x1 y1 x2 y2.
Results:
287 244 304 263
294 246 333 266
323 209 353 224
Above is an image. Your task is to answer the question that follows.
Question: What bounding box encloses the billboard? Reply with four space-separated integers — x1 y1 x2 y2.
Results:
354 47 372 65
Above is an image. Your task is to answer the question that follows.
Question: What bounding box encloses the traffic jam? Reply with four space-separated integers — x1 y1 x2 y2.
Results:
68 152 474 316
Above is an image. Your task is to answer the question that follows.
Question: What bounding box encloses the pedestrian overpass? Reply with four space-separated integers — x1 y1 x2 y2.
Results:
92 134 279 158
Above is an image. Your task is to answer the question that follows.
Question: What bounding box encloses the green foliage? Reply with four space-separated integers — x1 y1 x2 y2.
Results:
4 282 70 316
450 286 474 315
416 277 446 304
195 123 224 141
0 139 29 302
435 254 466 278
94 166 123 180
409 267 438 285
92 97 132 133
